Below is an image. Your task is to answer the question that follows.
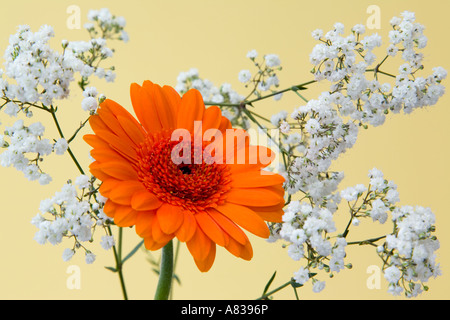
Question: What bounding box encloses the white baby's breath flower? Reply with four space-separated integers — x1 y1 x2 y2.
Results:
238 70 252 83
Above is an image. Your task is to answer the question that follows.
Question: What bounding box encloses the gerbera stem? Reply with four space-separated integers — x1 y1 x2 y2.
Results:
154 240 174 300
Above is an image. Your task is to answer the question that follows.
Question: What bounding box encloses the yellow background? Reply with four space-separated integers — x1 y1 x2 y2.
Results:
1 0 449 300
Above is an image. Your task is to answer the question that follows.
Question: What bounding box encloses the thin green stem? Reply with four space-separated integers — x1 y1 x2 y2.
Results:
114 227 128 300
67 116 90 144
49 106 85 175
154 240 174 300
204 80 316 107
110 231 128 300
347 235 386 246
292 90 309 103
246 80 316 105
247 109 271 123
366 68 396 78
256 280 295 300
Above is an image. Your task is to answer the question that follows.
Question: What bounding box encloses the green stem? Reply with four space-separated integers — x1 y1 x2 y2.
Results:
347 235 386 246
154 240 174 300
110 226 128 300
255 279 294 300
203 80 316 107
49 106 85 175
246 80 316 105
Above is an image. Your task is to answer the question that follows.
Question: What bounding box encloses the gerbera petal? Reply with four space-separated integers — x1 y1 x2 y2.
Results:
186 226 213 264
202 106 222 132
144 236 170 251
100 161 139 181
90 148 125 163
248 203 285 223
177 89 204 133
98 178 121 198
114 205 138 227
88 114 110 132
226 187 283 207
228 146 275 173
223 236 242 258
231 171 285 188
103 200 117 218
131 190 162 211
217 115 232 132
101 99 143 129
215 203 270 238
130 83 163 133
207 208 248 245
135 211 156 238
151 216 174 243
161 85 181 111
156 203 184 234
93 129 138 161
83 134 109 150
97 108 135 147
194 242 216 272
142 81 178 129
175 211 197 242
116 115 146 146
109 180 146 205
88 162 111 181
240 240 253 261
224 129 251 164
195 211 228 247
206 128 250 165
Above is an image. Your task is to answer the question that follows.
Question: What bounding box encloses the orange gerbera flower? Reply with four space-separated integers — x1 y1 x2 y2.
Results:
84 80 285 272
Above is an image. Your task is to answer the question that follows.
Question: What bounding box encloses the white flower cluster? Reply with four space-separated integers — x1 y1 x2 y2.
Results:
309 11 446 127
238 50 283 101
0 8 126 110
1 25 72 107
81 86 105 113
265 12 444 297
380 206 440 297
273 166 440 296
1 9 127 182
341 168 400 225
282 92 358 204
31 175 113 264
85 8 129 43
175 68 249 128
0 119 67 184
176 68 244 104
270 198 349 292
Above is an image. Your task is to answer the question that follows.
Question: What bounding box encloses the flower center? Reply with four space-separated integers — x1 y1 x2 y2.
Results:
136 131 231 212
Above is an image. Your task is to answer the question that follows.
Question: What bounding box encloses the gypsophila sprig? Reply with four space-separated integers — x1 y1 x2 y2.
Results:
0 9 127 183
175 68 250 129
31 175 112 263
239 50 283 101
0 119 56 184
251 12 445 298
379 206 440 297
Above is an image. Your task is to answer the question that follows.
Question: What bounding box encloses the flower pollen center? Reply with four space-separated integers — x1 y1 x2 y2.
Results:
136 132 231 212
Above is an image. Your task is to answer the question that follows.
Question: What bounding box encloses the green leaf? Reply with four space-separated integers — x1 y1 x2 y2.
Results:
262 271 277 296
121 239 144 265
104 266 117 273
